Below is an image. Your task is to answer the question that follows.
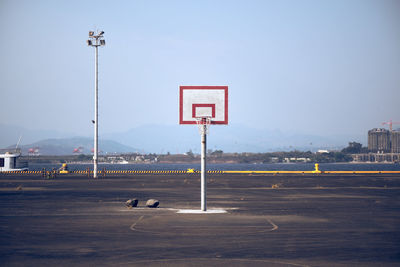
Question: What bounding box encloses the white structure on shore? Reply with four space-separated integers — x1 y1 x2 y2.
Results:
0 149 28 172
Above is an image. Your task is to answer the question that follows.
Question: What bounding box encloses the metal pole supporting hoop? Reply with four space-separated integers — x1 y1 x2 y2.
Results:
195 117 212 135
195 116 212 211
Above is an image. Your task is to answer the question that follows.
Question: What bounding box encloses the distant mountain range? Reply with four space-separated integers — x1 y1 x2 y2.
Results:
0 123 76 148
1 123 366 155
102 124 366 154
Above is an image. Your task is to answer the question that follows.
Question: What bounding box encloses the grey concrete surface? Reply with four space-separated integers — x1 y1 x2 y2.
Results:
0 173 400 266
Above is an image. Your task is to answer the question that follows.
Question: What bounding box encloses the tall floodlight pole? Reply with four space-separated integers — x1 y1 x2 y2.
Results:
87 31 105 178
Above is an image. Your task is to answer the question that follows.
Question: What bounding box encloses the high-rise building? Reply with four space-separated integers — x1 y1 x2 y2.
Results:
392 130 400 153
368 128 391 153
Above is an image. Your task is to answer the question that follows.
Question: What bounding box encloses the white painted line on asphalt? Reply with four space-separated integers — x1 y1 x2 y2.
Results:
130 215 144 231
267 218 279 231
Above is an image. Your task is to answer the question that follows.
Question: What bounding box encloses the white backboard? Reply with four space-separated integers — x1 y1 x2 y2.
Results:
179 86 228 125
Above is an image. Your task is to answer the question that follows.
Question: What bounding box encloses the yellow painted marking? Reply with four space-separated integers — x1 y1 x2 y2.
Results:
222 170 400 174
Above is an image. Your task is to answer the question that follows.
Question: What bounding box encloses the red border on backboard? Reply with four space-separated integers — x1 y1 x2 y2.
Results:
179 86 228 125
192 104 216 118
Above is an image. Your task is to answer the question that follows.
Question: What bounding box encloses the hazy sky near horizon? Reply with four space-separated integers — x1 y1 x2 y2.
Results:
0 0 399 137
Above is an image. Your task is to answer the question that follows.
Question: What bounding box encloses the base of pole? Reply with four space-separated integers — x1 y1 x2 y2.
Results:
177 209 227 214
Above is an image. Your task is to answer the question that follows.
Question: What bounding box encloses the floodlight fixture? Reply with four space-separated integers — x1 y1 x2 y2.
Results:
87 30 106 47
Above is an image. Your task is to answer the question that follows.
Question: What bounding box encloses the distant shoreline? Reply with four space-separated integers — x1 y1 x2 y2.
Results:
21 153 399 165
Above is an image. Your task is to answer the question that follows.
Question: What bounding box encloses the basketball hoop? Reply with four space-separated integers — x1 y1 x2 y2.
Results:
179 86 228 212
195 117 212 135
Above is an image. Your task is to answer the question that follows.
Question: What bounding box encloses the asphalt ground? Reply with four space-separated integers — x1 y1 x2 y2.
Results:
0 173 400 266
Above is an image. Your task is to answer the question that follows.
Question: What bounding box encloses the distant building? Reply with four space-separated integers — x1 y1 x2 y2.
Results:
392 130 400 153
353 128 400 163
368 128 390 153
283 157 311 163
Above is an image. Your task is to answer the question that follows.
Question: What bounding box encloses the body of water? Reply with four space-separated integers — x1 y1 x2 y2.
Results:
28 163 400 172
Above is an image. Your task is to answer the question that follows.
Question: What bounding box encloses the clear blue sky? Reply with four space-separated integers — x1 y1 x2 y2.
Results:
1 0 399 137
